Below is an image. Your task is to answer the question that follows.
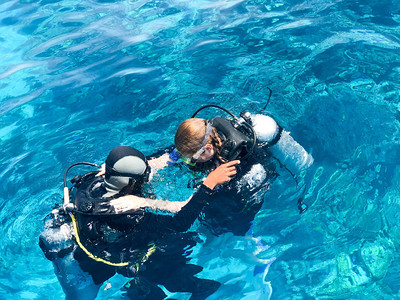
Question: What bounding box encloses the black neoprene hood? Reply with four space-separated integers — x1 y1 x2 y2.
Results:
105 146 148 178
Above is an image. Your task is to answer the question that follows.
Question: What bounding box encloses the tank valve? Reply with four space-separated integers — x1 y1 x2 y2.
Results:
240 110 252 124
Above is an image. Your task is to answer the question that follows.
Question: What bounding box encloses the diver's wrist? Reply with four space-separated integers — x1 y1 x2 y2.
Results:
199 183 215 196
202 178 216 190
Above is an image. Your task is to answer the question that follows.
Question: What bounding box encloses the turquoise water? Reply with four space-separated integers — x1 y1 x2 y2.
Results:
1 0 400 299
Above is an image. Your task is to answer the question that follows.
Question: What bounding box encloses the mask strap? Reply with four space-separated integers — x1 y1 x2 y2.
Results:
192 121 213 160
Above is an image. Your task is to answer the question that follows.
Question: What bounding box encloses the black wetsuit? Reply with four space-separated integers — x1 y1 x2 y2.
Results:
73 175 211 265
185 144 278 236
41 175 220 300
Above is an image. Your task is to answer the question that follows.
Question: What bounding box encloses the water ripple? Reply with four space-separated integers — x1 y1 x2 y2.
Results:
0 0 400 298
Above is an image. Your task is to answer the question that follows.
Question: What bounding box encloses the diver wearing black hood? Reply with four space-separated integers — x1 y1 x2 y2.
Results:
39 146 228 300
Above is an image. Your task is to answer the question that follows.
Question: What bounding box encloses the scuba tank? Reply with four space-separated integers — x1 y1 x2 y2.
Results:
250 113 314 175
39 163 102 264
39 207 75 261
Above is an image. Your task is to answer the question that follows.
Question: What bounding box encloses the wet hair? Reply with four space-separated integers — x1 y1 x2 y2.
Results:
174 118 226 163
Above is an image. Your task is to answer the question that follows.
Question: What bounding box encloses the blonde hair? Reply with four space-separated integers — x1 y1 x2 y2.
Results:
174 118 225 162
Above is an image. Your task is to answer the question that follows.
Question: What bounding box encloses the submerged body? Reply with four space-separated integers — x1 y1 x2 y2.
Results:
169 112 313 236
197 146 278 236
162 143 277 236
39 146 223 299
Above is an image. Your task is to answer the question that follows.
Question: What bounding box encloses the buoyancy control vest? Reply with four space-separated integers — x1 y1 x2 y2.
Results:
70 173 155 269
210 117 254 162
74 175 145 232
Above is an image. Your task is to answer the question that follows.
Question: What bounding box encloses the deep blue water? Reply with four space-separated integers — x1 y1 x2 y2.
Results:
1 0 400 299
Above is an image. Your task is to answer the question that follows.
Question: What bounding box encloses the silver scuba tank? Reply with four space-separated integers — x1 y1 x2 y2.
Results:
39 208 75 261
250 114 313 175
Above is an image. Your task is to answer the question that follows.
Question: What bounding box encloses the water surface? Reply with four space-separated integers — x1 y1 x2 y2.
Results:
1 0 400 299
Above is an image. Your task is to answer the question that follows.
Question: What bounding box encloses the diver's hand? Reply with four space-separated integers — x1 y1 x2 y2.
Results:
203 160 240 190
110 195 146 213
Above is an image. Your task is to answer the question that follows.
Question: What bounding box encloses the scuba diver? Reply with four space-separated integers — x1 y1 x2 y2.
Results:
39 146 233 299
112 100 313 236
172 104 314 235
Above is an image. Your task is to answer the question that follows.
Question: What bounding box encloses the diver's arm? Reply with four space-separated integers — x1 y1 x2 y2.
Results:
110 195 189 214
148 153 170 173
110 160 240 214
143 161 239 231
148 184 212 232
